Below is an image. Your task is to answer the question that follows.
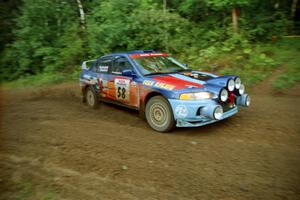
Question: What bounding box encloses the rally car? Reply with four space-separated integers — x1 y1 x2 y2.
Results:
80 50 250 132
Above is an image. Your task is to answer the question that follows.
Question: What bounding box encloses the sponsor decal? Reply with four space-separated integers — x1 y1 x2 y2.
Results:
142 80 175 90
115 78 130 101
131 81 137 87
108 81 114 88
101 79 108 88
130 53 168 58
143 80 155 86
153 82 175 90
99 65 109 72
175 105 188 118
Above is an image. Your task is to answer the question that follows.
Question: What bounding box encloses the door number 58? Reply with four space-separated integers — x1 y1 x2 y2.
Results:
117 87 126 99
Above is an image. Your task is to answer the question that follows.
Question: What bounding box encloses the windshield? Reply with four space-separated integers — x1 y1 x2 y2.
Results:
131 54 189 75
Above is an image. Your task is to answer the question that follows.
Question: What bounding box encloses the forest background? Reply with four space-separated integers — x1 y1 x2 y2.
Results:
0 0 299 89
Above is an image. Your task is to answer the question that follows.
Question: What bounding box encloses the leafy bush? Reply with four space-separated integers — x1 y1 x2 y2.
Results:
0 0 297 89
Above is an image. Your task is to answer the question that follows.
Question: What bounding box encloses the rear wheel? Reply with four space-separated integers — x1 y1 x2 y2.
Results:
145 96 175 132
85 87 99 109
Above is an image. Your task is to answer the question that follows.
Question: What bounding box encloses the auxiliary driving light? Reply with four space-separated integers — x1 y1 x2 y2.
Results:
219 88 229 102
239 84 245 95
227 79 235 91
235 77 241 89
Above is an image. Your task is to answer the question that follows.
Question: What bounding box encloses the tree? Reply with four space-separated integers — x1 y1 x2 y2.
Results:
76 0 86 30
204 0 250 32
2 0 82 78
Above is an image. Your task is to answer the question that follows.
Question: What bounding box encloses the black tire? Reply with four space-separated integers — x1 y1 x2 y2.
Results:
145 96 175 132
85 87 99 109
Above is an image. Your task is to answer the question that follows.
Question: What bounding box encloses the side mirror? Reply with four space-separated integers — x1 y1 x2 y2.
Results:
122 69 135 77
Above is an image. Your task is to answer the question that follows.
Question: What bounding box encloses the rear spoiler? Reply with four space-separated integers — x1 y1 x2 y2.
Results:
81 59 96 70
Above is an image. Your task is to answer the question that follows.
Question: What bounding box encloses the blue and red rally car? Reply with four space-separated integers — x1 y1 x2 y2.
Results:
80 50 250 132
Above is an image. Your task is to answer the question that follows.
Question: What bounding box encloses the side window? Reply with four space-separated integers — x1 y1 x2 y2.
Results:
94 57 113 73
110 57 132 75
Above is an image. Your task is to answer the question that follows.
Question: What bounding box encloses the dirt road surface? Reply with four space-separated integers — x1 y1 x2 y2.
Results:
0 81 299 200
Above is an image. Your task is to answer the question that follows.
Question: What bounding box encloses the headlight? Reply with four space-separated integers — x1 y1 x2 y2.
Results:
219 89 228 102
180 92 213 100
239 84 245 95
227 79 235 91
235 77 241 89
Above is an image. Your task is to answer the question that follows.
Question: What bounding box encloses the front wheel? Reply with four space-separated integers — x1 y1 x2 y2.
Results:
85 87 99 109
145 96 175 132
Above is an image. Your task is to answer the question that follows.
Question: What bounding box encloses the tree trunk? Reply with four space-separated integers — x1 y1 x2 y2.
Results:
291 0 298 20
290 0 298 33
163 0 169 51
76 0 85 30
232 7 238 33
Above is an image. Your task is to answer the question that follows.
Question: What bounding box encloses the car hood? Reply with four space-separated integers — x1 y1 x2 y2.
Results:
143 71 237 97
144 71 220 90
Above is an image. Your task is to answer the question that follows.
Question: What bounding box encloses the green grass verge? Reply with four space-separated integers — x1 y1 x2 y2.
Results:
271 38 300 89
183 38 300 89
15 182 58 200
2 70 80 89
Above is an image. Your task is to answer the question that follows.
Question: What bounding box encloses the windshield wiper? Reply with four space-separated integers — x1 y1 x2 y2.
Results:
173 69 192 72
144 72 171 76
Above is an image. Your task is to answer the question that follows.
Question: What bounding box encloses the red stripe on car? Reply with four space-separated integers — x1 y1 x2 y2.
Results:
152 75 203 89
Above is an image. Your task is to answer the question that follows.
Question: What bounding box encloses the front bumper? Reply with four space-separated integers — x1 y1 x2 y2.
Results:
168 97 242 128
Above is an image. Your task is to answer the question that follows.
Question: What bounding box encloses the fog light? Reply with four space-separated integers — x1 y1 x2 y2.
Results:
214 106 223 120
246 95 251 107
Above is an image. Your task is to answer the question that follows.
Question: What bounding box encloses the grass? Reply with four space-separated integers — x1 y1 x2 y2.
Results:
2 70 80 89
16 183 33 200
16 182 58 200
271 38 300 89
186 38 300 89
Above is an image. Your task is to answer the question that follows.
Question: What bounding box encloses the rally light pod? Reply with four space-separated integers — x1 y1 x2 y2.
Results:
201 105 223 120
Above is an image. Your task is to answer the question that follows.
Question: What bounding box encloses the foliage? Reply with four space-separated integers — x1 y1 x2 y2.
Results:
0 0 299 89
0 0 82 81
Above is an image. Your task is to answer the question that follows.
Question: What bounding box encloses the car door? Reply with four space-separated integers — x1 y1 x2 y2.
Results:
105 56 139 108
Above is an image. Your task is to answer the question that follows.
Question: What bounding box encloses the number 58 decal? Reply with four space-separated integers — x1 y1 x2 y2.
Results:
115 78 130 101
117 87 126 99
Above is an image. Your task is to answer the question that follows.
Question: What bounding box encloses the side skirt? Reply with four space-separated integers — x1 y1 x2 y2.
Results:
99 98 140 111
